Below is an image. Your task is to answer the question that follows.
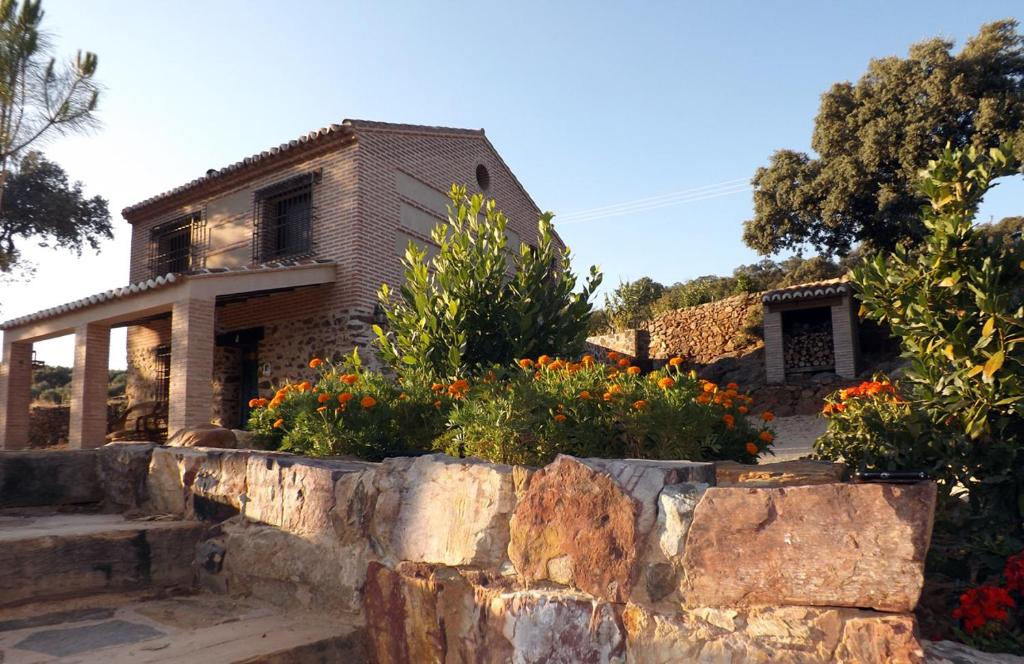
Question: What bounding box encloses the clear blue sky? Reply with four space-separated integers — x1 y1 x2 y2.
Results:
4 0 1022 367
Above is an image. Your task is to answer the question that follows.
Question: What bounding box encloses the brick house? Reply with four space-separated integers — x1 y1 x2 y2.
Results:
0 120 551 448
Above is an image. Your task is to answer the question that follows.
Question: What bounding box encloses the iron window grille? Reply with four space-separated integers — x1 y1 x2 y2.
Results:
149 212 207 277
155 345 171 402
252 171 320 263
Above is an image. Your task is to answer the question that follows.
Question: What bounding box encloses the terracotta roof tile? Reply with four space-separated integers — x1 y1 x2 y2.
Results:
761 277 852 303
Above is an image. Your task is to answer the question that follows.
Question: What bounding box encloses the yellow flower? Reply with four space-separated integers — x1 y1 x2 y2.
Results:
361 396 377 409
309 358 323 369
627 366 641 376
272 418 284 429
657 376 675 390
746 442 759 455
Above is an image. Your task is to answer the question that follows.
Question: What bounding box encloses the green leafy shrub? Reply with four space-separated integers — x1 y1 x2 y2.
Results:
603 277 665 331
248 351 776 467
437 353 775 466
373 186 601 379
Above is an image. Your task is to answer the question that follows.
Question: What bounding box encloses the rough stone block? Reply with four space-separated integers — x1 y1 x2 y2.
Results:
367 454 517 567
0 449 101 507
715 459 846 487
146 446 252 520
509 454 713 602
623 603 924 664
363 561 625 664
682 482 937 612
97 442 156 512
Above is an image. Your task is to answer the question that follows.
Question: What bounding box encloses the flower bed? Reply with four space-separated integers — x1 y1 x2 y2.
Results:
247 351 775 466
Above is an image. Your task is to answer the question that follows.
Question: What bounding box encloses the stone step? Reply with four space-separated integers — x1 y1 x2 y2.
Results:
0 511 205 608
0 592 365 663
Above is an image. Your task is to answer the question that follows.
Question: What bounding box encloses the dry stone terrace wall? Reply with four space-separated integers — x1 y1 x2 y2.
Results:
94 443 938 663
647 292 764 363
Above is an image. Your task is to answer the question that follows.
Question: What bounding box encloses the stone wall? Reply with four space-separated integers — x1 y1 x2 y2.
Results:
584 329 647 363
647 292 764 363
28 404 123 448
113 445 937 663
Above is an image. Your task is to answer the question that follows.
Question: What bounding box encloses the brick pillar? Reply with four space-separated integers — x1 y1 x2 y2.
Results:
763 307 786 384
831 297 859 379
0 338 33 449
168 297 215 435
68 323 111 449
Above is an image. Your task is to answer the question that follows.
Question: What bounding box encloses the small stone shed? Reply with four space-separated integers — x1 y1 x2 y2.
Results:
762 278 860 383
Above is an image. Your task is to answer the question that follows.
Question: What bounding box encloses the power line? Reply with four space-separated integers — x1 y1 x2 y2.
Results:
558 180 751 225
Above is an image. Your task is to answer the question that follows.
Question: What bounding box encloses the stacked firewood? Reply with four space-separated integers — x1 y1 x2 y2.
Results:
784 324 834 369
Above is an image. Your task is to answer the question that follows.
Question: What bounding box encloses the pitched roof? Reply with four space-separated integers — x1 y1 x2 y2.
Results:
761 277 852 304
0 259 333 330
121 120 488 220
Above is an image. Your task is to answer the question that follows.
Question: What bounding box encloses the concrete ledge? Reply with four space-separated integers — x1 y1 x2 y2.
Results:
0 450 101 507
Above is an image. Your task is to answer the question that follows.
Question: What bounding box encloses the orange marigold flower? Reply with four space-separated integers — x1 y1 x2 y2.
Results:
633 399 648 411
822 403 834 415
248 398 262 408
702 381 716 393
658 376 676 390
581 354 595 367
738 405 749 414
758 430 774 443
341 374 358 386
338 393 354 404
398 392 408 400
608 384 623 395
554 413 567 423
431 383 444 392
668 357 684 367
361 396 377 409
726 382 739 390
309 358 323 369
761 411 775 422
579 390 592 400
745 442 759 455
603 392 613 402
316 406 327 413
272 418 284 429
696 394 711 405
269 396 284 409
317 393 331 403
448 379 470 397
627 366 641 376
617 358 630 368
297 381 312 393
723 414 735 429
549 359 565 371
607 351 619 361
518 358 534 369
834 402 847 413
433 400 442 408
538 354 553 366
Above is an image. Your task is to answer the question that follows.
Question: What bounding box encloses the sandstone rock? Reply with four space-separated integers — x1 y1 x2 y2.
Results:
97 441 156 512
368 454 517 567
715 459 846 487
509 455 713 602
166 423 238 448
363 561 625 664
924 640 1024 663
203 517 370 618
682 482 937 612
623 603 924 664
146 446 252 519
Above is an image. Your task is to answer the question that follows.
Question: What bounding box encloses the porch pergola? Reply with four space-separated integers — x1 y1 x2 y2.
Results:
0 261 336 449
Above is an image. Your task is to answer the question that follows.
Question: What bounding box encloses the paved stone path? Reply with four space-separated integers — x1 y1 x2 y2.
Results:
762 415 827 462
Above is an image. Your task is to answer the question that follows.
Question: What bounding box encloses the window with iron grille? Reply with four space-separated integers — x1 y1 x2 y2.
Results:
253 171 319 263
155 345 171 402
149 212 206 277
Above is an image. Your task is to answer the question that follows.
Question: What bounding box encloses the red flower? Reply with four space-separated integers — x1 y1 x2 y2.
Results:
952 585 1015 634
1005 552 1024 593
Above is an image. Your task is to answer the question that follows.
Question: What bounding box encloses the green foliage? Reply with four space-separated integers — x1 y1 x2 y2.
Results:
743 20 1024 257
603 277 665 330
247 352 775 467
30 365 125 404
0 0 104 274
246 350 445 460
373 186 601 379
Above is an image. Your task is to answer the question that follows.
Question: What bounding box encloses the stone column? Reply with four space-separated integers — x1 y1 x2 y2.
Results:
763 306 786 384
0 338 34 450
831 296 859 379
68 323 111 449
168 297 215 435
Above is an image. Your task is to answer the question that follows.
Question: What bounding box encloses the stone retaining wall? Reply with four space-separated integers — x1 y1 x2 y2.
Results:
91 443 936 663
647 292 764 363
